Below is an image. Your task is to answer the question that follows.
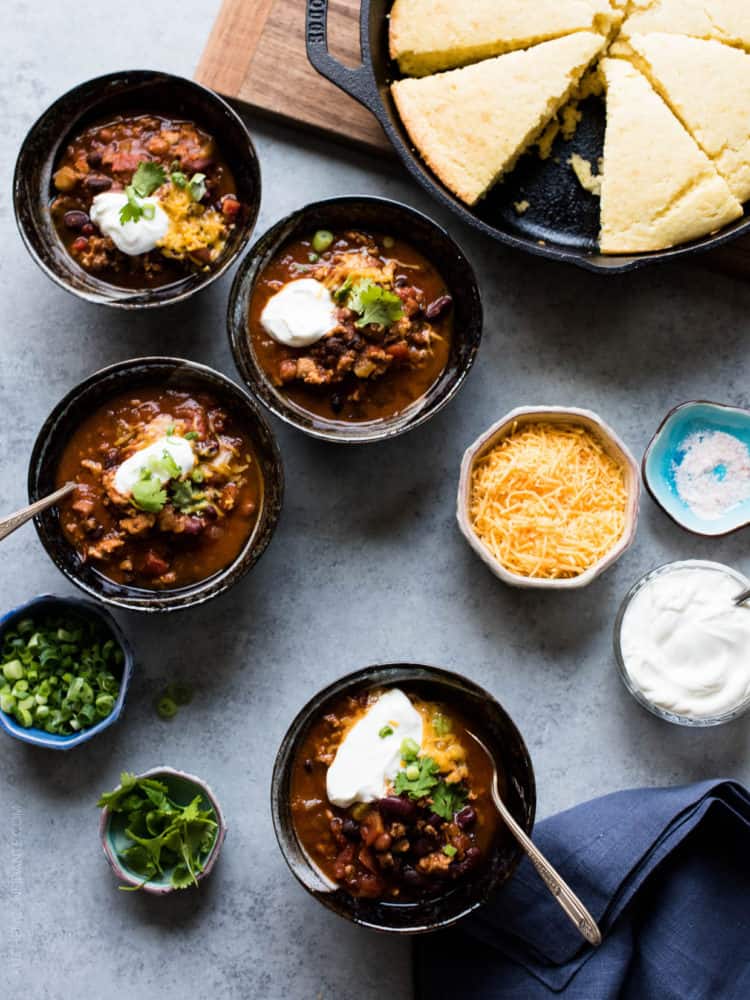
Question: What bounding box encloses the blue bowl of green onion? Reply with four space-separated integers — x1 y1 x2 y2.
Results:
0 594 133 749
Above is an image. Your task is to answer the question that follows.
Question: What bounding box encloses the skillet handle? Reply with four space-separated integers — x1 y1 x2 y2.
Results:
305 0 377 109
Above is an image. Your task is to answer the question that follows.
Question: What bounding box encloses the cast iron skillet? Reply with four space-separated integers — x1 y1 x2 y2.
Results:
305 0 750 274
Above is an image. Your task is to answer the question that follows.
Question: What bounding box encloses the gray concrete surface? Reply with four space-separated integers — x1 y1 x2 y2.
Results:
2 3 750 999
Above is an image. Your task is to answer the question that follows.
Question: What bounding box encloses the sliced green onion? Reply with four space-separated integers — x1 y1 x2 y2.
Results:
400 737 419 761
312 229 334 253
156 696 178 720
443 844 457 858
405 763 420 781
432 713 452 736
379 725 394 739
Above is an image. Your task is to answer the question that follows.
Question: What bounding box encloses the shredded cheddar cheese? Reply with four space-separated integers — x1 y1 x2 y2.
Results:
469 421 627 579
157 186 227 261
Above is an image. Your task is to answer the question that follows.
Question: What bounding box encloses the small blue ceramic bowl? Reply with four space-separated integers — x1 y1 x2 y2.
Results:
643 401 750 537
0 594 133 749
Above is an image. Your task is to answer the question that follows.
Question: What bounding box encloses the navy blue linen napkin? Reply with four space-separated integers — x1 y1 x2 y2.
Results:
414 780 750 999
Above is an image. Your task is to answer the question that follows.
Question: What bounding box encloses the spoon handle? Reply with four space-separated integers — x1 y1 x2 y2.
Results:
491 787 602 947
0 483 76 542
735 587 750 606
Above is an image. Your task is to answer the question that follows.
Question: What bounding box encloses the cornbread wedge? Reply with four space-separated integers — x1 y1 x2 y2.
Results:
391 33 607 206
620 0 750 52
389 0 618 76
627 33 750 203
599 59 742 253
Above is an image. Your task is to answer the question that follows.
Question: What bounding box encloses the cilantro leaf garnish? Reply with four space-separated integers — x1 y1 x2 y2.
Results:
131 472 167 513
431 780 468 821
118 162 166 225
119 186 143 225
98 776 218 891
346 279 405 329
394 755 440 799
170 480 195 510
131 161 166 198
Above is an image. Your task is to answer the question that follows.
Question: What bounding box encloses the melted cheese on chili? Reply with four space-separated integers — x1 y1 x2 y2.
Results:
469 421 627 579
157 187 227 260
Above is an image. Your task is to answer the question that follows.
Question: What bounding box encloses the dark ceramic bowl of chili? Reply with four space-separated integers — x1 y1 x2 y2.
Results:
14 70 260 308
28 358 284 612
228 197 482 443
271 663 535 933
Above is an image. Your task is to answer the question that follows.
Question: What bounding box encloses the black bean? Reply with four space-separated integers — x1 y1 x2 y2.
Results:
401 866 427 888
425 294 453 320
377 795 417 824
426 812 444 829
456 806 477 829
413 838 432 858
452 846 482 879
342 818 360 841
330 393 343 414
84 174 112 193
63 210 89 231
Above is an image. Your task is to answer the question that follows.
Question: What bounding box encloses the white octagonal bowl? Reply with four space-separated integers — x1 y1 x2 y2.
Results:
457 406 640 590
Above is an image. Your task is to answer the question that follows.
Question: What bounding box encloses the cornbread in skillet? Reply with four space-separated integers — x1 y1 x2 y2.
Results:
598 58 742 253
389 0 618 77
620 0 750 51
626 33 750 203
391 32 607 206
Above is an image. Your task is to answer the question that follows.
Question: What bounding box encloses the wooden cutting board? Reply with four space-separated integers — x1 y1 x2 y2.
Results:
196 0 750 279
196 0 389 151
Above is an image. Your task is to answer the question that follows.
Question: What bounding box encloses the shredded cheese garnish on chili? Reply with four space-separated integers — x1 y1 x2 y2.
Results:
157 187 227 261
469 421 627 579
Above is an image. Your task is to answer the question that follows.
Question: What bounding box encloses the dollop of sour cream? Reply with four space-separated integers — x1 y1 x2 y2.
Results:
113 436 195 497
326 689 423 808
89 191 170 256
620 564 750 720
260 278 338 348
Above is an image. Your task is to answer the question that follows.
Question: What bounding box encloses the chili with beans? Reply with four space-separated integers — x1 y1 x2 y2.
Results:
249 230 453 423
291 687 499 901
50 113 245 288
56 388 261 589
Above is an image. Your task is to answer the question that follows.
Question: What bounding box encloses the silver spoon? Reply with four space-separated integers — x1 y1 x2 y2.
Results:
468 730 602 947
0 482 76 542
734 586 750 606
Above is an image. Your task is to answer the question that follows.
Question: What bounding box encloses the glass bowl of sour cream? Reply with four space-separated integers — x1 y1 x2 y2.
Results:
614 560 750 727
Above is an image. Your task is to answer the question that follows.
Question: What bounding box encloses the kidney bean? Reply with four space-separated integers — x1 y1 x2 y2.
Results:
456 806 477 829
63 210 89 231
143 551 170 577
425 294 453 320
81 223 95 236
71 236 88 253
377 796 417 824
84 174 113 193
182 156 214 173
180 516 204 535
87 150 103 168
426 812 444 830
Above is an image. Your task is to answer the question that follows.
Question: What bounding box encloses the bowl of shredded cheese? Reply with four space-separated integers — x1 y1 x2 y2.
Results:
457 407 640 589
